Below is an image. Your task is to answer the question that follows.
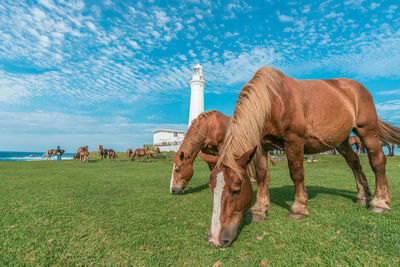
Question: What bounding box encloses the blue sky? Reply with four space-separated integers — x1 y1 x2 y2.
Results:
0 0 400 152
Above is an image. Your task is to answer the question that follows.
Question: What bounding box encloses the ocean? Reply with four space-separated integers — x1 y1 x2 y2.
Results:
0 151 75 161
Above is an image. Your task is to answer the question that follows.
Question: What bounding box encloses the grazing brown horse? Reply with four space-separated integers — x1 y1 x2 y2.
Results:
102 149 117 159
127 148 133 158
47 149 64 160
200 66 400 248
170 110 229 194
349 136 365 155
171 110 276 195
78 150 89 162
110 150 118 159
381 141 396 156
131 148 154 162
77 145 88 154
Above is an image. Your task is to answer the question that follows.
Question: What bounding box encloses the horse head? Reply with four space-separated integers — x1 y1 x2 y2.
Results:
170 151 196 195
201 147 257 248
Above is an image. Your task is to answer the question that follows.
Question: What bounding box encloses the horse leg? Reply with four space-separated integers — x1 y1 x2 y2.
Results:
356 129 391 212
246 154 270 222
285 138 309 219
336 140 371 205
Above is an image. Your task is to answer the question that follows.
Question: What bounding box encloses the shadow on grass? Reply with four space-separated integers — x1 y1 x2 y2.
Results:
252 185 357 212
235 185 358 237
185 183 209 194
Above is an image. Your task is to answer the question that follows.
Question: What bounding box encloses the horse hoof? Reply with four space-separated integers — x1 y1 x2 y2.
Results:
356 199 368 206
246 212 267 222
368 206 389 213
287 212 308 220
368 198 391 213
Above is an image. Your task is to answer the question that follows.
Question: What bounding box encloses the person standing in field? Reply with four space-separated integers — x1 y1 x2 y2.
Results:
56 146 62 162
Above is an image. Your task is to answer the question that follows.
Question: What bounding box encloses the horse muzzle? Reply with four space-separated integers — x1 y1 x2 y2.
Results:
170 186 184 195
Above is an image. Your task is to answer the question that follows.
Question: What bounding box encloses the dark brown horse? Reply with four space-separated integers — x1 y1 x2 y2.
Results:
127 148 133 158
171 110 276 195
102 149 117 159
131 148 154 162
47 149 64 160
349 136 365 155
201 66 400 248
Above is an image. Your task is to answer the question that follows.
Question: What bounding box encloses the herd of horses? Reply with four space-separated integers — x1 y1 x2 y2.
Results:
169 66 400 248
68 144 160 162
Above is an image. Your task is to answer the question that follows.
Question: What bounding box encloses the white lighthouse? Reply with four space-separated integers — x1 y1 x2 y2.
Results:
188 64 207 128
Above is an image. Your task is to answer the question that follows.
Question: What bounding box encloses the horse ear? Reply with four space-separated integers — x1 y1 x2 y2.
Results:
179 151 184 160
198 153 219 165
237 146 258 169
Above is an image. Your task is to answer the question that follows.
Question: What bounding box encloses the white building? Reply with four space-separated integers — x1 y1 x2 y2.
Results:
152 64 206 152
152 129 185 152
188 64 206 128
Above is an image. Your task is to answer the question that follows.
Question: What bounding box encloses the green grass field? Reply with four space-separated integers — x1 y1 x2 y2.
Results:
0 153 399 266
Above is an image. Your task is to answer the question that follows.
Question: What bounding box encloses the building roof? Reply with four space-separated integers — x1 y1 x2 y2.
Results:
152 129 185 134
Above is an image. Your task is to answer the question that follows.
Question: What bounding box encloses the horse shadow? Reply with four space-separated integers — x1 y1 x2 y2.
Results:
184 183 209 194
266 185 357 211
239 185 357 230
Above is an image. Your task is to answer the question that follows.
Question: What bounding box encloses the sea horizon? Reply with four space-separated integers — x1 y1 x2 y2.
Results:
0 151 75 162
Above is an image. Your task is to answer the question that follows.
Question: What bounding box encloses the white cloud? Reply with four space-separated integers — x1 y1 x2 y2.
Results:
377 89 400 95
38 0 55 9
128 40 141 49
86 21 96 31
277 12 294 22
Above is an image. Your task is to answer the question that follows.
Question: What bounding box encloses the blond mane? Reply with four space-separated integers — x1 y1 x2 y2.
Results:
179 110 220 159
216 66 283 179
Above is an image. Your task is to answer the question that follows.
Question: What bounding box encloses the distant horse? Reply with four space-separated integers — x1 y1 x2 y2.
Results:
200 66 400 248
126 148 133 158
171 110 276 195
102 149 117 159
77 145 88 154
381 141 396 156
131 148 154 162
78 150 89 162
98 145 103 158
349 136 365 155
144 145 161 153
109 150 118 159
47 149 64 160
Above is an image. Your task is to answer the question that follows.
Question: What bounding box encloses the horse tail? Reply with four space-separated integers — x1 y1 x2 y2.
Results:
378 118 400 145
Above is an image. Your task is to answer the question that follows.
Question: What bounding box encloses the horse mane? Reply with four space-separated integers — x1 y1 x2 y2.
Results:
179 110 219 159
216 66 283 180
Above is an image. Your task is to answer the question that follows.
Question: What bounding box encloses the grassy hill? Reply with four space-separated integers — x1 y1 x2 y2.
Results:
0 154 399 265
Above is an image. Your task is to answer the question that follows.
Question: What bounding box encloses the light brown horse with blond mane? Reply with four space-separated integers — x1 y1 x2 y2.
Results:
200 66 400 248
131 148 154 162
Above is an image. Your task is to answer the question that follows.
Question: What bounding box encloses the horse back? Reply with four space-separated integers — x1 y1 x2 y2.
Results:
202 111 231 155
263 76 377 152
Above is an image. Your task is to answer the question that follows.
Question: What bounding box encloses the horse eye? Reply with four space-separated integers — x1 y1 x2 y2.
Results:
231 189 241 196
175 168 180 173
